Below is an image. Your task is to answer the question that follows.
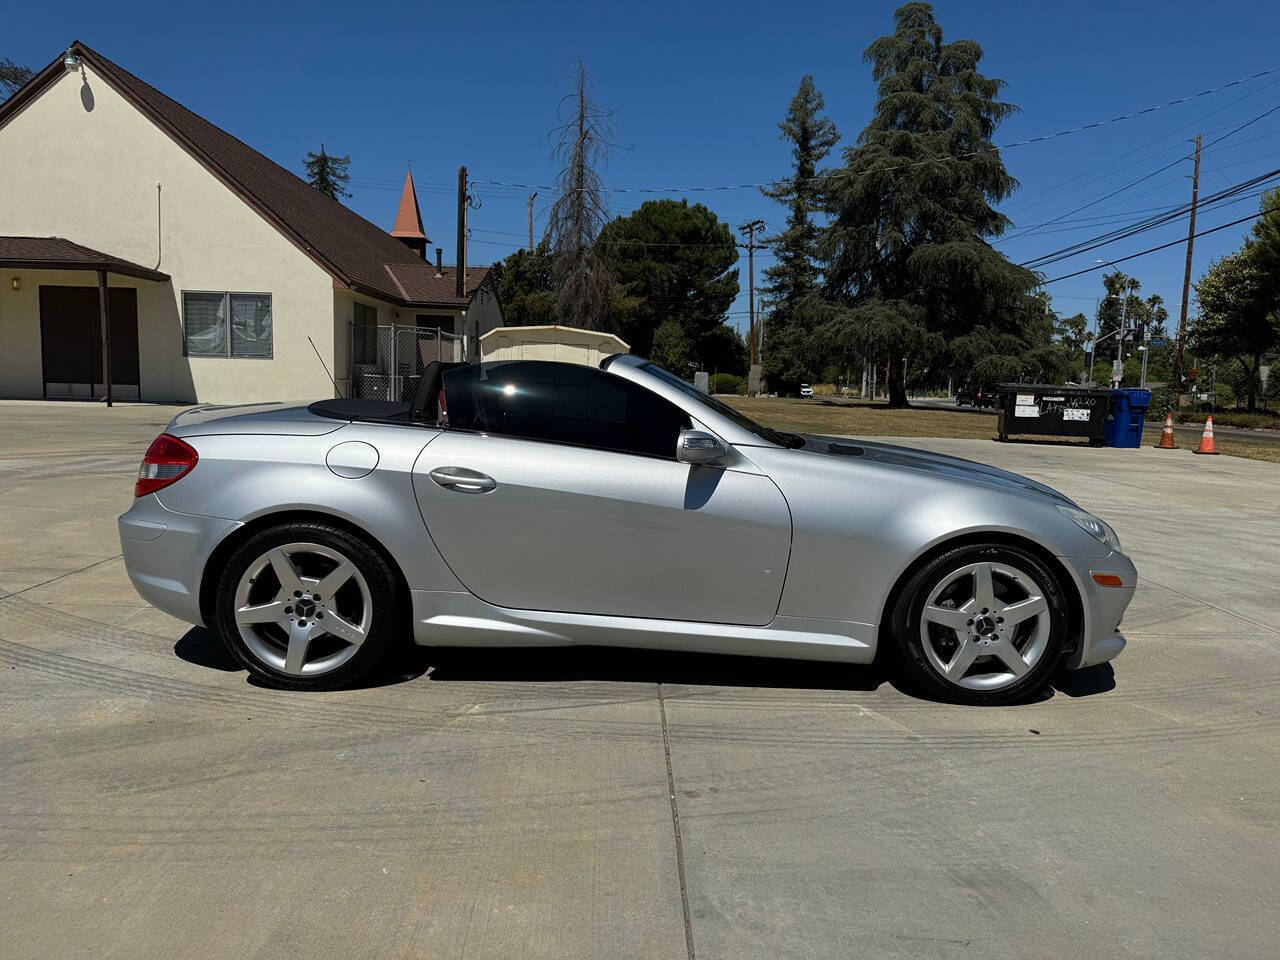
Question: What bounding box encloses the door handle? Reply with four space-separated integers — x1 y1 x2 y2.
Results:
429 466 497 493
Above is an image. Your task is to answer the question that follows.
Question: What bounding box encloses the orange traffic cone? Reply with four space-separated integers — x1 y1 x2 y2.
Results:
1194 416 1219 455
1156 413 1177 449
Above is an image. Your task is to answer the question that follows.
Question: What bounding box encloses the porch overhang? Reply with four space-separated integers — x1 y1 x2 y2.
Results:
0 236 170 282
2 237 169 407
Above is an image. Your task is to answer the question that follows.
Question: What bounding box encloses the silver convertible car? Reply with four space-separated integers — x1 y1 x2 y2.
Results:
119 355 1135 705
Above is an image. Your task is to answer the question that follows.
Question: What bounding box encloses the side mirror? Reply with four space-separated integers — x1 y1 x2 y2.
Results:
676 429 727 465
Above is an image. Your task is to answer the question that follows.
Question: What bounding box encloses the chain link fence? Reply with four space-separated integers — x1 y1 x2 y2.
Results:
348 323 464 401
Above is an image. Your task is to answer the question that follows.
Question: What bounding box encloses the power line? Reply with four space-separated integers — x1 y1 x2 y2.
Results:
1001 102 1280 244
1000 73 1280 217
1040 204 1277 285
471 64 1280 196
1020 166 1280 269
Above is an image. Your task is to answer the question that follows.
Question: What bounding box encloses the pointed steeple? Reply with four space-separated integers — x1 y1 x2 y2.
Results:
390 168 429 257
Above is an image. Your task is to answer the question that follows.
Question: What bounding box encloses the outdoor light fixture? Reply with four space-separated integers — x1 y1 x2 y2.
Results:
63 52 81 73
9 277 18 292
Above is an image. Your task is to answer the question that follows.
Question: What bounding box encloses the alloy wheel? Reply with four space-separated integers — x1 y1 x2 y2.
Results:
918 560 1052 692
232 541 373 677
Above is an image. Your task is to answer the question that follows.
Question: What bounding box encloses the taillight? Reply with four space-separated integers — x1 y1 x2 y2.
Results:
135 434 198 497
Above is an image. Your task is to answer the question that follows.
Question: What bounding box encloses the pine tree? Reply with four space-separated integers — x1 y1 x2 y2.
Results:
304 144 352 201
818 2 1034 406
760 76 839 395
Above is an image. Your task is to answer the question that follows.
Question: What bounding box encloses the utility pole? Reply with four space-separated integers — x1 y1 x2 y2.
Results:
738 219 765 394
1172 134 1201 405
456 165 467 300
527 192 537 253
1113 283 1132 385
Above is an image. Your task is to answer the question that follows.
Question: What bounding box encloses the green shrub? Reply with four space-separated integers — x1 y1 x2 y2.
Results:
711 373 745 395
1173 410 1280 430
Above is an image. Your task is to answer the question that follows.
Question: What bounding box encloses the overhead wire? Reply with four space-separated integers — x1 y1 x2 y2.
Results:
1040 203 1279 284
1019 166 1280 269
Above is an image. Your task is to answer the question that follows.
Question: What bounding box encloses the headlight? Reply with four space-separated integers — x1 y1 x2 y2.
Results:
1057 505 1123 553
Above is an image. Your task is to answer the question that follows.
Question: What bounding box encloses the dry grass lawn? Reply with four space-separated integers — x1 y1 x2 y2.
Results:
722 396 1000 440
721 396 1280 463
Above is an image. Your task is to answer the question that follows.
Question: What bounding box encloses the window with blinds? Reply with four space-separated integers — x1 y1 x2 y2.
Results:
182 292 272 358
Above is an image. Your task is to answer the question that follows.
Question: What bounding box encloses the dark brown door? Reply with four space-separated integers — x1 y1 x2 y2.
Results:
39 286 140 397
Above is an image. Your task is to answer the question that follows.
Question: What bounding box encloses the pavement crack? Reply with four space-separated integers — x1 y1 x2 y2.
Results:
1137 575 1280 636
0 554 122 602
658 683 696 960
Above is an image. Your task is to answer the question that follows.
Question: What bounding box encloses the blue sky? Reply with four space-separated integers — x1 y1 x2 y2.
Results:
7 0 1279 336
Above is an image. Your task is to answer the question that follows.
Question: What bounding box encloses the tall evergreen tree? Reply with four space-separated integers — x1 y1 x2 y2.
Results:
760 76 839 394
818 2 1034 406
304 144 352 201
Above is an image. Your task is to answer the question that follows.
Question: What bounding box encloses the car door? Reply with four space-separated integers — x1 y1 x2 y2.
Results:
411 361 791 626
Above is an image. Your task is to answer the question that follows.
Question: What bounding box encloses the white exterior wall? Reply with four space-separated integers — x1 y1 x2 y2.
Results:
0 65 336 403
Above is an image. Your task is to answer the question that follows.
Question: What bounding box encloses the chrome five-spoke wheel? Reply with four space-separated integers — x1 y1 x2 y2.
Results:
892 544 1068 705
919 561 1051 692
233 542 372 677
216 522 398 689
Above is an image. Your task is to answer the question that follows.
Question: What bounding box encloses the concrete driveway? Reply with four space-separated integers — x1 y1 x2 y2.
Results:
1 400 1277 959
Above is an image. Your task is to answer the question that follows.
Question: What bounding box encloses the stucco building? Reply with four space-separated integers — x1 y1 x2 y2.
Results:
0 41 500 404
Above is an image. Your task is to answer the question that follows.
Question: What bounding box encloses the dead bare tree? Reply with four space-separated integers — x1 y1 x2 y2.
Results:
543 61 614 330
0 58 35 103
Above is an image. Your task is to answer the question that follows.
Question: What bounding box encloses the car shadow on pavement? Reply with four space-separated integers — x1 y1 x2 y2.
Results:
174 629 1117 701
423 644 894 693
173 628 433 689
1052 662 1117 698
173 628 239 671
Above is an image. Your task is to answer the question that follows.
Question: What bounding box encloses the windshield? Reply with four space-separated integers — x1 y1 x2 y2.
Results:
639 362 804 447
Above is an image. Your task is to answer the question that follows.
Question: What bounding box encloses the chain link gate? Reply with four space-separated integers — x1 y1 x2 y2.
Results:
348 323 465 401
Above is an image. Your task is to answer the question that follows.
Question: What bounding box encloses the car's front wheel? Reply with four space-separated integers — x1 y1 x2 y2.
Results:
890 543 1068 705
214 522 400 690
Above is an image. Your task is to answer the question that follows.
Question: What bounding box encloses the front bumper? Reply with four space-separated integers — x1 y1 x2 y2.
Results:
1059 550 1136 669
118 495 241 627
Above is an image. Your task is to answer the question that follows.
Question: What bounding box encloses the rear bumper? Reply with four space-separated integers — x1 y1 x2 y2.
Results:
118 496 241 627
1059 550 1136 669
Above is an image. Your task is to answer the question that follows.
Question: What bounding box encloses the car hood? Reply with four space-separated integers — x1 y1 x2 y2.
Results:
801 434 1078 507
166 403 344 438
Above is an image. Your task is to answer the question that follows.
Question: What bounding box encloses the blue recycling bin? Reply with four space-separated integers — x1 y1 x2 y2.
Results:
1105 388 1152 448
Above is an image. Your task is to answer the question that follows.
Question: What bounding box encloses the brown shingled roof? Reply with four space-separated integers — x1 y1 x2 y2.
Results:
0 42 484 308
0 235 169 281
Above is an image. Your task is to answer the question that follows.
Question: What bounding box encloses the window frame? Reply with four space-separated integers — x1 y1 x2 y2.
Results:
181 290 274 359
441 361 693 462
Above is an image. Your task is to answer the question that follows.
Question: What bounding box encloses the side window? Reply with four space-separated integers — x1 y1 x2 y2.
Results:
442 361 690 459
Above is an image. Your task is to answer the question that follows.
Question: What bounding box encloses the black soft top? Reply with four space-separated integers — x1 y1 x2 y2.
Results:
309 360 466 424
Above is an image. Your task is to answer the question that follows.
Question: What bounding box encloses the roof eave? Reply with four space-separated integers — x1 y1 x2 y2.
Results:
0 257 170 282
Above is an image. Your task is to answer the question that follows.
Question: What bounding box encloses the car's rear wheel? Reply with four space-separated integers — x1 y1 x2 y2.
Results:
890 543 1068 705
215 522 399 690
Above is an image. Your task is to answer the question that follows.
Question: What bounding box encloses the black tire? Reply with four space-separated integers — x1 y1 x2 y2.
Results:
889 543 1069 706
215 521 401 690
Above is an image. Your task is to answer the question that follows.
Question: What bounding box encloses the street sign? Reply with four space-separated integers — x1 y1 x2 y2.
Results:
1151 337 1167 347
